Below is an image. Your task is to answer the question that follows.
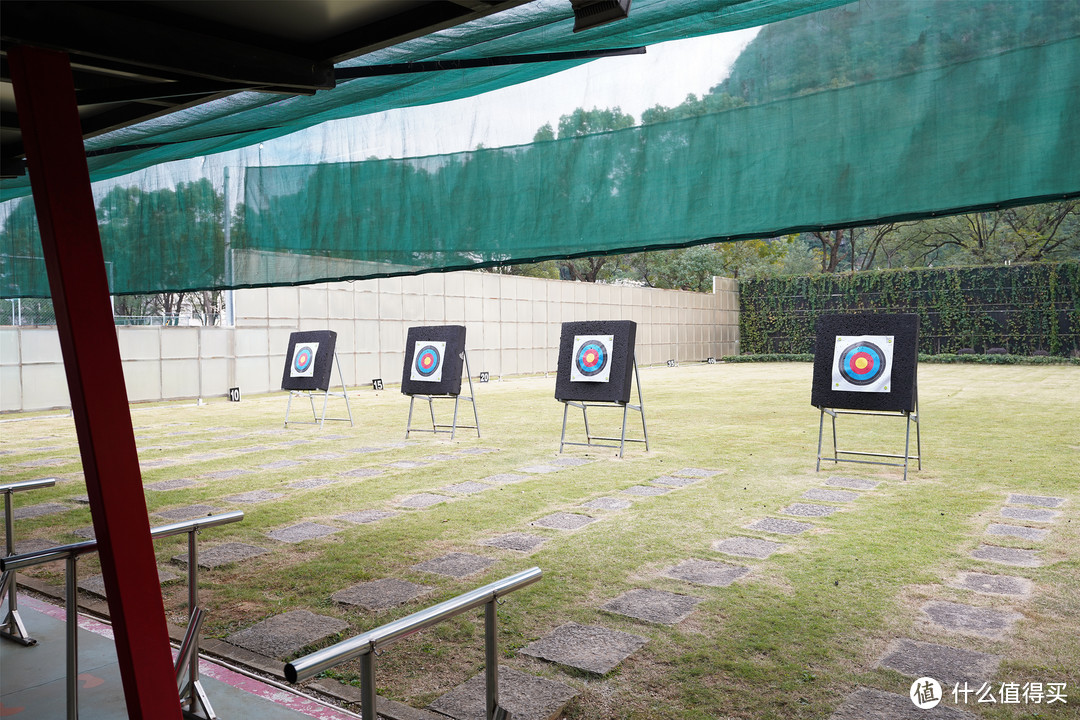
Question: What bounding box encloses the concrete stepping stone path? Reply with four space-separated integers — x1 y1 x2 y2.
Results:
746 517 815 535
831 687 977 719
173 542 270 569
550 456 593 467
531 512 595 530
8 502 68 520
79 569 179 597
1006 493 1066 508
333 578 431 611
999 506 1059 523
671 468 723 478
970 544 1041 567
921 601 1021 639
387 460 429 469
259 459 302 470
712 536 786 559
481 533 547 553
200 468 252 480
227 609 348 660
481 473 529 485
825 476 880 490
155 504 219 521
411 552 495 579
620 485 670 497
802 488 859 503
302 452 347 461
516 464 563 474
396 493 451 509
288 477 339 490
144 478 199 491
663 559 750 587
224 490 286 504
984 523 1048 541
600 588 702 625
519 622 647 675
339 467 384 479
440 481 492 495
878 638 1001 686
779 502 840 518
949 572 1032 597
428 666 577 720
651 475 699 488
266 522 340 544
337 509 398 525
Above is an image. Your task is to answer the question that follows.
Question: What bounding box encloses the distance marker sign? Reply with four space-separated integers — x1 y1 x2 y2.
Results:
832 335 893 392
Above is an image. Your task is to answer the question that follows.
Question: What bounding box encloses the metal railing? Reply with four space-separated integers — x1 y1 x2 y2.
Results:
0 510 243 720
1 476 57 645
287 566 543 720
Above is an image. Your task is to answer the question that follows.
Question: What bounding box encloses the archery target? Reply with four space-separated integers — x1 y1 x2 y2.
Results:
570 335 614 383
290 342 319 378
832 335 893 392
410 341 446 382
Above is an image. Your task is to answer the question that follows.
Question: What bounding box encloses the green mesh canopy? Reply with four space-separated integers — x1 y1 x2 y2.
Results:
2 0 1079 298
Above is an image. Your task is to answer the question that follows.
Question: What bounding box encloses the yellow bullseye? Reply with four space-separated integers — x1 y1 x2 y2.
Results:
854 357 869 370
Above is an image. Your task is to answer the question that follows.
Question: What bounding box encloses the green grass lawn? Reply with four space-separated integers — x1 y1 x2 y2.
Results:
2 362 1078 719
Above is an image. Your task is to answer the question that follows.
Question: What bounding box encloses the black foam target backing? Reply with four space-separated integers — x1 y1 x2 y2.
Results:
555 320 637 404
401 325 467 396
281 330 338 392
811 313 919 412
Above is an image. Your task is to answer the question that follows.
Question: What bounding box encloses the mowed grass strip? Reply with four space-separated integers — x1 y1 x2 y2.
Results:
2 363 1077 719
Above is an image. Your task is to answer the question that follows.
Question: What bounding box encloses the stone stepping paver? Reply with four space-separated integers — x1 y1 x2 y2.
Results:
601 588 702 625
14 538 61 554
345 446 384 455
227 610 348 660
481 533 547 553
950 572 1032 597
712 536 785 559
779 502 839 517
440 481 492 495
288 477 339 490
970 544 1041 567
519 622 647 675
551 456 593 467
651 475 699 488
517 464 562 474
387 460 428 470
825 476 880 490
8 502 68 520
72 495 90 504
580 497 632 511
412 552 496 579
746 517 815 535
185 452 229 462
333 578 431 611
340 467 384 479
1007 493 1065 508
396 493 451 509
802 488 859 503
531 512 595 530
621 485 670 497
454 447 499 455
422 453 458 462
173 542 270 569
878 638 1001 686
72 526 96 540
481 473 529 485
155 504 219 521
225 490 286 504
985 523 1048 541
266 522 340 544
429 666 577 720
921 601 1021 639
79 569 179 597
200 469 252 480
1000 506 1060 523
671 468 723 478
145 478 199 491
663 559 750 587
338 510 398 525
830 687 977 719
140 459 179 468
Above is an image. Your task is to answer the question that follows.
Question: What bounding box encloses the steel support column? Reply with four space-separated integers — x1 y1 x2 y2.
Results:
8 46 183 720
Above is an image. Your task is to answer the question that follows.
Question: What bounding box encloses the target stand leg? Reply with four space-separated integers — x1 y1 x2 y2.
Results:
405 396 417 439
559 402 570 453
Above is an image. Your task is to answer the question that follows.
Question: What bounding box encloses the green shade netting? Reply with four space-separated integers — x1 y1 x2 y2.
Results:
2 0 1079 298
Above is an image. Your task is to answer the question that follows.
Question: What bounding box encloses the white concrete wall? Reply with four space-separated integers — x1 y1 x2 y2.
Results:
0 272 739 412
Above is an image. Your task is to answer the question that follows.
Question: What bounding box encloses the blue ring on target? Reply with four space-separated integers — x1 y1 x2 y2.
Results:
837 341 885 386
575 340 609 377
293 346 314 373
414 344 442 377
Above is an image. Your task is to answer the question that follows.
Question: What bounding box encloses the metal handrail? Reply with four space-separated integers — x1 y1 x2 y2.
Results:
287 566 542 720
2 476 58 646
0 510 243 720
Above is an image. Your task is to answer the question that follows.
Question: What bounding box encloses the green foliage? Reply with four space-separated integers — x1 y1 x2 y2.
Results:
739 262 1080 357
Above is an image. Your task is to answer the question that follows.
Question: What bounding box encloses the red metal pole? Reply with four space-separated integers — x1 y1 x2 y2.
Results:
8 46 183 720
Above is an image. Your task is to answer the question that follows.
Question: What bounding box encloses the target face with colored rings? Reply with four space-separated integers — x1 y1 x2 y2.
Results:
570 335 614 383
290 342 319 378
410 341 446 382
831 335 893 393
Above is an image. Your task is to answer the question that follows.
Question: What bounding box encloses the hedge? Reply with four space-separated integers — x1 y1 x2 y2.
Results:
739 262 1080 357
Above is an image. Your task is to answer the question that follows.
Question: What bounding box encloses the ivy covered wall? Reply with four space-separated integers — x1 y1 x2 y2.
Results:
739 263 1080 357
